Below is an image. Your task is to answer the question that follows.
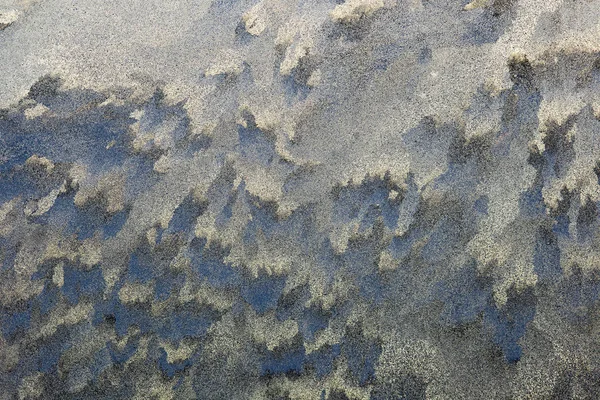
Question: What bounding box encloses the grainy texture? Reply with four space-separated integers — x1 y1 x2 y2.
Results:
1 0 600 398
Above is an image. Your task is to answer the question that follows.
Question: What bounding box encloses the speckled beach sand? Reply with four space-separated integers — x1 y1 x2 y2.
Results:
1 0 600 398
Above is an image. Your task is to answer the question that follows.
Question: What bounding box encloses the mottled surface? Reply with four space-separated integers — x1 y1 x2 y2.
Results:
2 0 600 399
